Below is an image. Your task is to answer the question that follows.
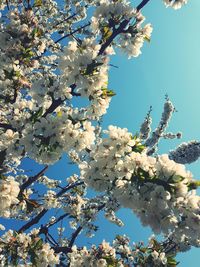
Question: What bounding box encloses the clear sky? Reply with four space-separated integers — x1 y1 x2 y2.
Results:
1 1 200 266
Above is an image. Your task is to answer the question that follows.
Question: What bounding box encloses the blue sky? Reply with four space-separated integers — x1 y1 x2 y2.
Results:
103 0 200 265
1 0 200 266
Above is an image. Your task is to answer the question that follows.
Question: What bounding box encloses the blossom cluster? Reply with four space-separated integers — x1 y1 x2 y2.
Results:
163 0 188 9
0 0 187 170
68 235 177 266
169 140 200 164
0 0 194 266
0 176 20 217
80 125 200 249
91 0 153 58
0 229 59 266
58 38 111 118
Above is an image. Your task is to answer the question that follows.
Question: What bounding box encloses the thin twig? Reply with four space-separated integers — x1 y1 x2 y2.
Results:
55 23 90 44
56 181 84 198
18 181 84 233
54 13 77 27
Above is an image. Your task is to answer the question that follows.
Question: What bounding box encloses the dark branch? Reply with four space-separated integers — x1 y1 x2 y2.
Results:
47 213 69 228
0 150 7 173
0 123 16 131
53 246 72 253
54 13 77 27
68 203 105 248
10 88 18 104
68 226 82 248
137 0 151 11
56 181 84 198
18 209 48 233
55 23 90 44
39 213 69 235
42 84 78 117
6 0 10 10
42 98 63 117
98 0 151 56
98 19 129 56
20 165 48 192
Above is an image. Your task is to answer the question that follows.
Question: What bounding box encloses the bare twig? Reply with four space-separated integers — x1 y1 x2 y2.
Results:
54 13 77 27
18 181 84 233
56 181 84 198
55 23 90 44
20 165 48 192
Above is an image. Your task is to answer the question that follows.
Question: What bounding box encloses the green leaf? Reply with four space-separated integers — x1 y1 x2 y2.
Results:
167 256 178 266
84 61 104 76
188 180 200 190
32 27 43 37
106 90 116 97
14 70 21 78
30 249 38 266
103 256 118 267
30 107 43 123
140 247 147 253
0 174 6 180
144 35 151 42
132 134 139 140
101 88 116 98
35 238 43 249
133 144 146 153
32 28 38 37
170 175 184 183
102 26 112 41
34 0 42 7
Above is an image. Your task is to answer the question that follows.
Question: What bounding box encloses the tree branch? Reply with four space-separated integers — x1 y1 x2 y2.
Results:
18 209 48 233
98 0 151 56
0 150 6 173
54 12 79 28
52 203 106 257
6 0 10 10
98 19 129 56
68 203 105 248
0 123 16 131
42 84 77 117
56 181 84 198
55 23 90 44
20 165 48 192
42 98 63 117
69 226 82 248
17 0 151 237
53 246 72 253
39 213 69 235
137 0 151 11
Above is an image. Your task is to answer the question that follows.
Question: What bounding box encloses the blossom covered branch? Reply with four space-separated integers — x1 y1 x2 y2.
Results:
0 0 196 266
